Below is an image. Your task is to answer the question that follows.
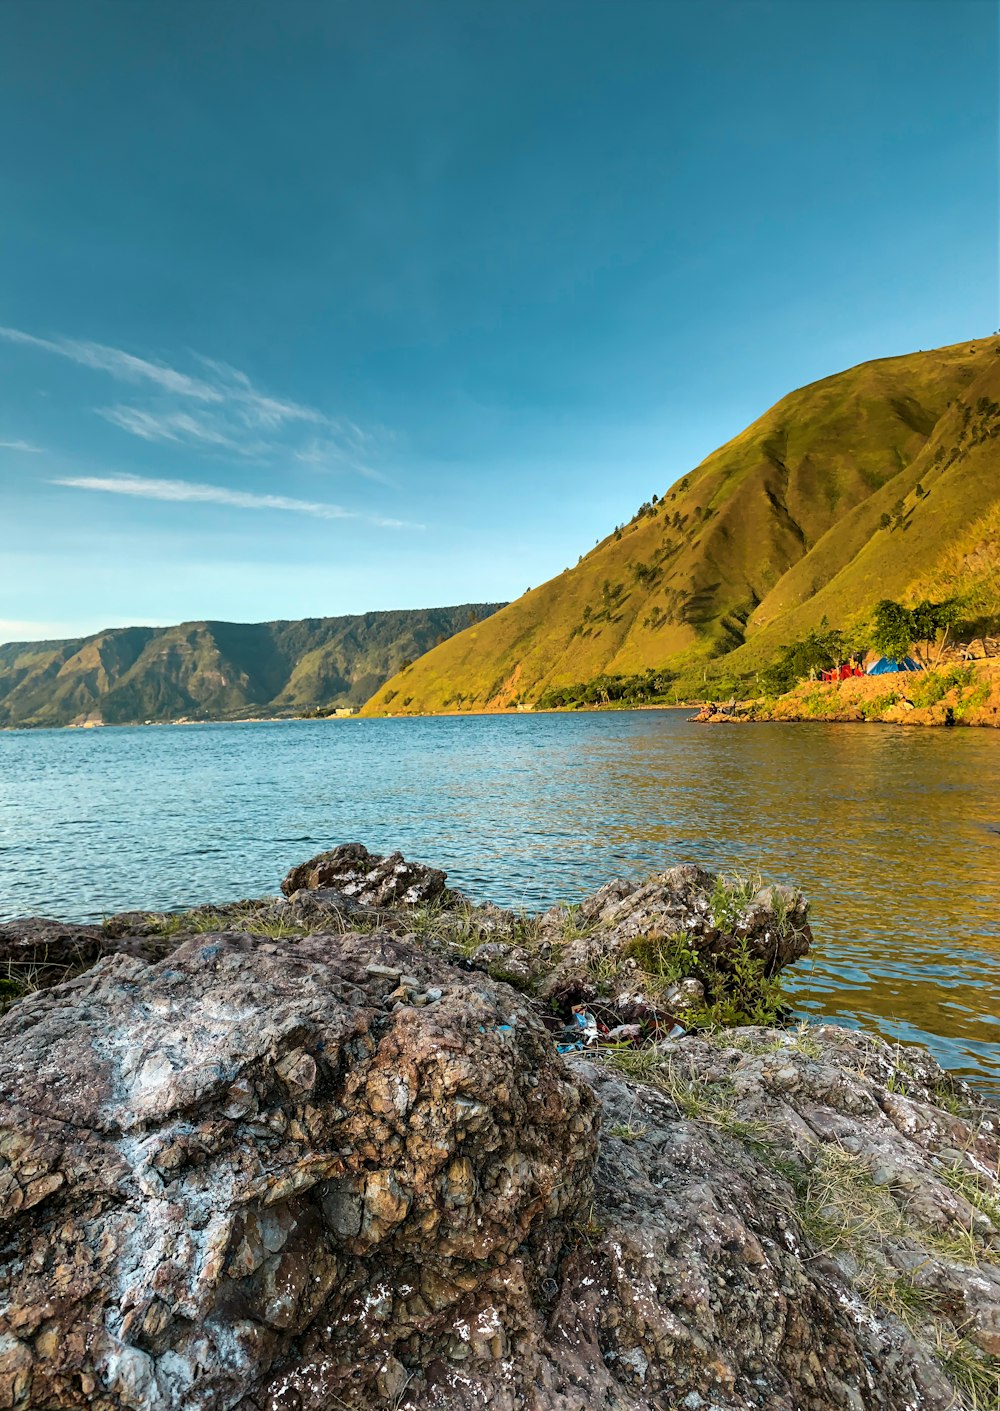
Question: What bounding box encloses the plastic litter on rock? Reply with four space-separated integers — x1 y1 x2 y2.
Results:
546 991 686 1055
570 1006 600 1045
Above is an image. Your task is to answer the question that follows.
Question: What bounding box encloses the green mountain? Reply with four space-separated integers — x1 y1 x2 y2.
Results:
0 605 503 728
362 335 1000 713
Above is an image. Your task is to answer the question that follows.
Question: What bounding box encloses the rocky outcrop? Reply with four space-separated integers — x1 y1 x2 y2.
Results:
0 918 180 1001
0 850 997 1410
578 864 809 971
559 1026 1000 1411
0 931 595 1411
280 843 451 908
535 864 810 1018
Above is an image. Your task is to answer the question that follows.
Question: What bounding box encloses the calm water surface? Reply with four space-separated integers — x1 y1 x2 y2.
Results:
1 711 998 1093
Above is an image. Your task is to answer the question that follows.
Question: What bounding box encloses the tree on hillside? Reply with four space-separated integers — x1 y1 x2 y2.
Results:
871 598 957 665
909 598 958 666
871 600 914 660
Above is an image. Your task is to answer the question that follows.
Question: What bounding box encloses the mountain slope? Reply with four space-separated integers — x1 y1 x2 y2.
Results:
721 345 1000 673
0 605 503 727
362 336 1000 714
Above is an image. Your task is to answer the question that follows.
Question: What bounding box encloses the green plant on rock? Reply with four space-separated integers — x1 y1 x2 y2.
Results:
560 904 595 944
240 914 311 939
703 1021 822 1060
708 870 762 931
935 1329 1000 1409
937 1152 1000 1237
407 900 482 954
133 911 190 937
141 908 313 940
792 1143 914 1260
930 1081 968 1118
407 899 542 964
806 685 843 716
882 1071 911 1097
688 937 788 1029
603 1050 772 1142
620 929 700 990
0 970 37 1004
957 680 991 716
859 691 899 720
608 1119 649 1143
615 870 795 1027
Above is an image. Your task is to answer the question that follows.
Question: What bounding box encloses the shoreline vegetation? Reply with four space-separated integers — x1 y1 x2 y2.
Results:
363 599 1000 728
2 842 998 1408
694 656 1000 729
5 656 1000 731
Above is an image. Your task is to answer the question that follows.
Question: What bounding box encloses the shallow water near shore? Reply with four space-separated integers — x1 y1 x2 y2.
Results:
1 710 998 1094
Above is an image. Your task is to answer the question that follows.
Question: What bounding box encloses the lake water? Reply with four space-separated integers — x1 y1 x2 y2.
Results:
1 711 998 1095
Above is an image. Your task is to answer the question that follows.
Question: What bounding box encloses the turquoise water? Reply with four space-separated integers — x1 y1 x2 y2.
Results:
1 710 998 1093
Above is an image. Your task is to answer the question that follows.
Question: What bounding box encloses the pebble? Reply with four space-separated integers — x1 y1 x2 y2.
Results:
366 963 401 981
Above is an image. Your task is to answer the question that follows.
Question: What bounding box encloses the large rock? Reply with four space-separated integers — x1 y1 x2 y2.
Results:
540 864 812 1007
578 864 811 972
280 843 451 908
553 1028 1000 1411
0 930 595 1410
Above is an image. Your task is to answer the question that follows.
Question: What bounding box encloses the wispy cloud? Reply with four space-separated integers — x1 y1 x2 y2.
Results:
53 473 418 529
0 438 43 453
0 324 383 479
97 405 258 454
293 435 389 483
192 354 328 429
0 326 223 402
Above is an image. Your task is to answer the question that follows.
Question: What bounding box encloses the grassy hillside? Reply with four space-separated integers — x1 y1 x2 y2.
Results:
0 605 503 728
363 336 1000 714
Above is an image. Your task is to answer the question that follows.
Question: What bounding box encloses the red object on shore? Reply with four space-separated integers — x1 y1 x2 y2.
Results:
820 663 866 682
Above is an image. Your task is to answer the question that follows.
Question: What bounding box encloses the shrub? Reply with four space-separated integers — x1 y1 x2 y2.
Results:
758 628 850 695
536 667 676 710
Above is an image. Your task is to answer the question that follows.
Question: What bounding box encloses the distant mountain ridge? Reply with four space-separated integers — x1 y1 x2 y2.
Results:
0 605 504 727
362 335 1000 714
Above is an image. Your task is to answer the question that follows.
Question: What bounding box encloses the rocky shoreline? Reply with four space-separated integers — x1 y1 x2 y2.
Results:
694 659 1000 729
1 845 998 1410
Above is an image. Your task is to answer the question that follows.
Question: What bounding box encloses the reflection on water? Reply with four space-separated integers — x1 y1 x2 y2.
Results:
1 711 998 1093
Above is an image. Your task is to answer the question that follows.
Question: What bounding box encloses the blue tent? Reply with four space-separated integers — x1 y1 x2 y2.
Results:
867 656 922 675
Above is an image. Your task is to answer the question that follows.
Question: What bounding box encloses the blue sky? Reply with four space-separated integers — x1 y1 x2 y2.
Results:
1 0 997 641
